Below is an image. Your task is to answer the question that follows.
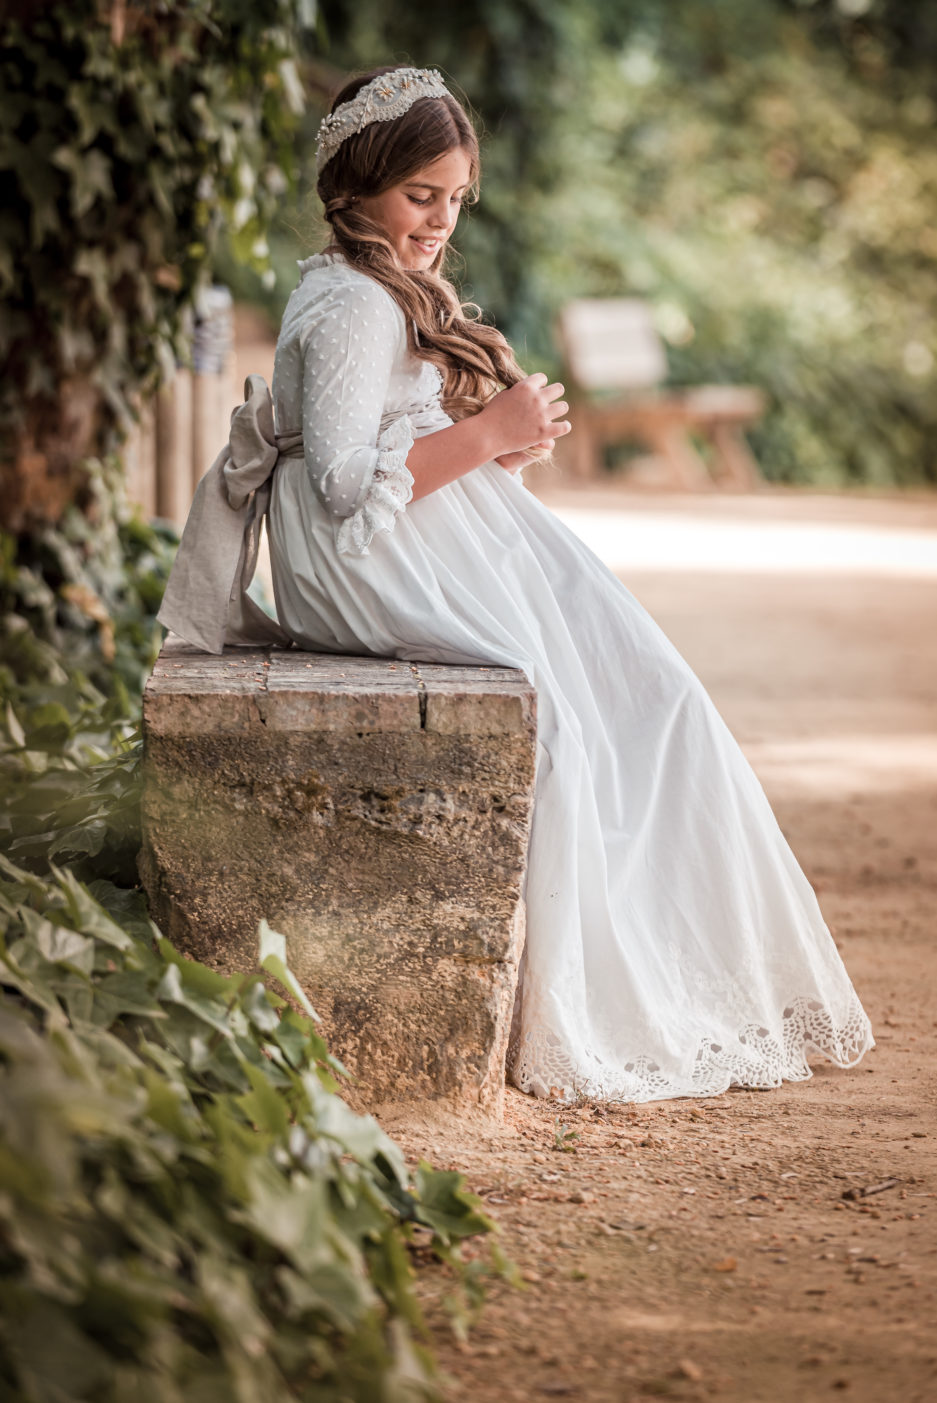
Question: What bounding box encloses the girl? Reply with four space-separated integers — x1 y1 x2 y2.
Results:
161 65 873 1102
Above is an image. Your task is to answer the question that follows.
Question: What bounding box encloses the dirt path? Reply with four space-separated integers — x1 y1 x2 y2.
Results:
379 484 937 1403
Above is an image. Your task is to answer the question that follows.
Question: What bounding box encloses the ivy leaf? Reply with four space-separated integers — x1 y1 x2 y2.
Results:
33 919 95 976
236 1060 290 1138
156 938 246 1001
413 1162 495 1244
88 881 158 945
258 920 320 1023
3 1298 114 1398
73 247 112 314
54 867 134 951
24 164 63 249
276 1261 371 1334
91 971 168 1028
51 144 113 219
5 701 25 749
154 962 235 1040
235 1156 328 1262
46 820 109 860
23 701 73 748
310 1086 407 1182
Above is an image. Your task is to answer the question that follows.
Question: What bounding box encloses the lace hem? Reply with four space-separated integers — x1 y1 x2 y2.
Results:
507 991 875 1104
335 416 415 556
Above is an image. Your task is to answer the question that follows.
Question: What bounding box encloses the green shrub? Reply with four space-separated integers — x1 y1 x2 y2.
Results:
0 459 176 886
0 862 503 1402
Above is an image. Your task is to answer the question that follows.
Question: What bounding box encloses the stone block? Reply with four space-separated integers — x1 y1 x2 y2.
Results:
139 638 537 1113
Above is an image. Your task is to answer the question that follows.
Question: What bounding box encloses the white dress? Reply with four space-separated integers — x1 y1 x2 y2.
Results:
266 250 873 1103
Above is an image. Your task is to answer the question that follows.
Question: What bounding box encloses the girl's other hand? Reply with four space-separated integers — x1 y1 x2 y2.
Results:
483 373 571 458
495 439 554 473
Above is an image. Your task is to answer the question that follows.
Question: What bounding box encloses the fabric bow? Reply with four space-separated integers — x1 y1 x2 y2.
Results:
156 374 302 654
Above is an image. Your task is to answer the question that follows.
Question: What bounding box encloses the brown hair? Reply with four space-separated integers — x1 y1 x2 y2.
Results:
317 66 528 420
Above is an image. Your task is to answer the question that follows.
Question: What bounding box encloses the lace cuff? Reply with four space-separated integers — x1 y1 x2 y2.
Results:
335 416 415 556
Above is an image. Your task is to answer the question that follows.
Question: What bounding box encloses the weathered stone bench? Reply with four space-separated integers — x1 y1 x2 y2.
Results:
139 636 537 1113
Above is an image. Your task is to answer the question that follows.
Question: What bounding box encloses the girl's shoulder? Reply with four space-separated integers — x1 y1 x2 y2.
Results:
282 250 405 342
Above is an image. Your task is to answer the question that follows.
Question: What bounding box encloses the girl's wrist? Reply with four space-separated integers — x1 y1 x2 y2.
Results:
469 408 506 463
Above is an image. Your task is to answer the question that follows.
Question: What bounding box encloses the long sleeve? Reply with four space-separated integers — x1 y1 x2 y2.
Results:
299 275 415 555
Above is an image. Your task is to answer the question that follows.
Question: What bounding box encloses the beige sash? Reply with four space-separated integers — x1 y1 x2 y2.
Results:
156 374 301 654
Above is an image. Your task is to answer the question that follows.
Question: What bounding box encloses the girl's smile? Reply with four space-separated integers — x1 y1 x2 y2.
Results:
358 148 472 270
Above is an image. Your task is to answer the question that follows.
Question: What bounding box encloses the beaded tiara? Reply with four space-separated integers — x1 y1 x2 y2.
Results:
315 67 452 175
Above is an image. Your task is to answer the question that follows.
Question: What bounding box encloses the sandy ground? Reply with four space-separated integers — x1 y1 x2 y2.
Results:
373 481 937 1403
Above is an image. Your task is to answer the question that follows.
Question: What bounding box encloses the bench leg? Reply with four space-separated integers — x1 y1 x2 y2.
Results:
570 413 597 479
643 421 712 491
709 423 761 489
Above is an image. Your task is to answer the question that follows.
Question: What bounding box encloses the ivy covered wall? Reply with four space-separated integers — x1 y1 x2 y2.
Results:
0 0 312 533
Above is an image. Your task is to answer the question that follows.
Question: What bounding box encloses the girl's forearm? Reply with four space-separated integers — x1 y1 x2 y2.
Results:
405 413 500 502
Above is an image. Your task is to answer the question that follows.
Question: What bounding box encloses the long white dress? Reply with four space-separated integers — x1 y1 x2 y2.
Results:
266 249 873 1103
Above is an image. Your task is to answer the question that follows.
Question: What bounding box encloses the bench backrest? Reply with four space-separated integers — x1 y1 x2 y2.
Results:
558 298 669 392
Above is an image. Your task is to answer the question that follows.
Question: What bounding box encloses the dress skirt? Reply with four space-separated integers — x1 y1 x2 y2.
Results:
268 451 873 1102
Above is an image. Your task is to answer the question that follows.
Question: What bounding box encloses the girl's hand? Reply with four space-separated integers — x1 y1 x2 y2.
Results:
483 373 571 458
495 440 554 474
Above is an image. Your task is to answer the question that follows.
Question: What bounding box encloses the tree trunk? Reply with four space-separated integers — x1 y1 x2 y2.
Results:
0 380 102 534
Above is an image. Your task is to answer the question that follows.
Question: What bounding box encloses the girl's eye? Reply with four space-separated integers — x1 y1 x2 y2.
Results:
406 194 463 207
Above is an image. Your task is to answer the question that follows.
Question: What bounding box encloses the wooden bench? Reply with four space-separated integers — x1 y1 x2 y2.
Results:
558 298 766 488
139 636 537 1114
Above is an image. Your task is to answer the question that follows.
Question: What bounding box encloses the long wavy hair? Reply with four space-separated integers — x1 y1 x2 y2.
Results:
317 66 528 421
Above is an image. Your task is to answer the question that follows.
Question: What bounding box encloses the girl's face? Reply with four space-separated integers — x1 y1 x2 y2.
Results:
359 147 473 271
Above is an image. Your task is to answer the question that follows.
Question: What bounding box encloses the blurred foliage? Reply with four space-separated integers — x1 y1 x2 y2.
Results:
1 459 174 704
0 460 175 886
237 0 937 486
785 0 937 83
0 0 313 525
541 0 937 485
0 860 502 1401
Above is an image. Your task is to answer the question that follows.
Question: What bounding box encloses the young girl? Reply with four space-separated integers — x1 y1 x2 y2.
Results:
161 65 873 1102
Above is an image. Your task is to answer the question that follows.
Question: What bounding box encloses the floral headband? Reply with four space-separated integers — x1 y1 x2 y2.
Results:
315 67 452 175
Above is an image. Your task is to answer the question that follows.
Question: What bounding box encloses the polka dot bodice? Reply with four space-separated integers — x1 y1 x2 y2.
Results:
272 250 447 533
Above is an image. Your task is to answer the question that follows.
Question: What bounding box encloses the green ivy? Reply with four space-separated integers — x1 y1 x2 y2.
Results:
0 862 504 1401
0 456 176 887
0 458 175 702
0 0 312 493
